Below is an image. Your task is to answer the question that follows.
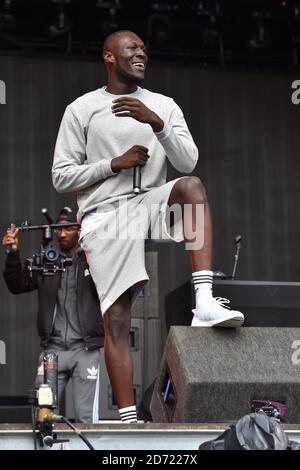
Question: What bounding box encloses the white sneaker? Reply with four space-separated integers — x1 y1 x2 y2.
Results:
191 297 244 328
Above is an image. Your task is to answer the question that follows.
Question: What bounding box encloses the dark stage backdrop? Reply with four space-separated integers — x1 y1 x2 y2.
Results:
0 55 299 396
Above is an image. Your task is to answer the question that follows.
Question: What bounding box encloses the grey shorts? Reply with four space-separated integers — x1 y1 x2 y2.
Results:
80 178 186 316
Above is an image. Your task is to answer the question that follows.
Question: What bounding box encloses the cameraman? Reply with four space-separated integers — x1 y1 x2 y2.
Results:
2 207 104 423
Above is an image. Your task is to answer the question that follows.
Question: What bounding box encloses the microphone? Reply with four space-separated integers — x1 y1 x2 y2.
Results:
133 166 141 194
231 234 242 279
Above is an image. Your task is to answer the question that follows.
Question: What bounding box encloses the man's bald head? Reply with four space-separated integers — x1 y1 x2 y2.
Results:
102 30 147 86
102 30 136 57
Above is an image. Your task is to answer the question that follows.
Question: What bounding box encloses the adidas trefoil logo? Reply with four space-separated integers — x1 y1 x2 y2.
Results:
84 268 90 277
87 366 98 379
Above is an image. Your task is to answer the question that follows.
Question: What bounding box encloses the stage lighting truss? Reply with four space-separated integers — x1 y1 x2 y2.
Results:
49 0 72 37
0 0 299 69
0 0 16 32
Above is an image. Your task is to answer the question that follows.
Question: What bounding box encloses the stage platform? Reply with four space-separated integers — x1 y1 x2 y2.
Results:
0 422 300 450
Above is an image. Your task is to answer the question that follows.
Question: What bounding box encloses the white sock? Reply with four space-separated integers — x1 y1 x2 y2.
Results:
192 270 213 309
118 405 137 423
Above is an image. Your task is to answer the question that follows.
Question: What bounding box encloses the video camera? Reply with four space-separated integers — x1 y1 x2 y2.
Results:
6 207 80 276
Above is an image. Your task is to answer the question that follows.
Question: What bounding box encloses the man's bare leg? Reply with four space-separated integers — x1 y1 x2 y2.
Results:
104 289 136 418
167 176 244 327
167 176 212 270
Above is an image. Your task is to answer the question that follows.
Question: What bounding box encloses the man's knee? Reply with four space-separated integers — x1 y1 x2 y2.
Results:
104 302 131 340
173 176 207 203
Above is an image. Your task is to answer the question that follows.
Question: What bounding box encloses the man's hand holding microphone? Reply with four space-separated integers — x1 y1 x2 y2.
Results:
110 96 164 193
111 145 150 194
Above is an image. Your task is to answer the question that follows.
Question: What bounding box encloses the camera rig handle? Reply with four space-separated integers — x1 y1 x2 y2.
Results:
9 208 80 276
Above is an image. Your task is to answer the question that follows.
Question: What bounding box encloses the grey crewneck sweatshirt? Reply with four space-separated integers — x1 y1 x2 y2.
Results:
52 86 198 222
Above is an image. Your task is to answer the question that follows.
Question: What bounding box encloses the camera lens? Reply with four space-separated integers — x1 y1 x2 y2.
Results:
45 246 59 263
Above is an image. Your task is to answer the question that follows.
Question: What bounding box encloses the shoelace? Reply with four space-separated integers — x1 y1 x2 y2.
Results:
214 297 231 309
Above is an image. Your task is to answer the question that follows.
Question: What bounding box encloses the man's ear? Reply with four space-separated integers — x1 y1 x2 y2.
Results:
103 51 115 65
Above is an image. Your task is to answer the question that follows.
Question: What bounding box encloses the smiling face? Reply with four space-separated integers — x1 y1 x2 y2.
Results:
103 31 148 86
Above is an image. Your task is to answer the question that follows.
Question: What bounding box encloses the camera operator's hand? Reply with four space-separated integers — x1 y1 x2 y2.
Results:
2 228 19 253
111 145 150 172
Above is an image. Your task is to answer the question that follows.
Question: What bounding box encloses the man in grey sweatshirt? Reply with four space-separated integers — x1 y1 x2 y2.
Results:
52 30 244 423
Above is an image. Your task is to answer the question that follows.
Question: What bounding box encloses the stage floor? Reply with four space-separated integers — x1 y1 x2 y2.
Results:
1 422 300 450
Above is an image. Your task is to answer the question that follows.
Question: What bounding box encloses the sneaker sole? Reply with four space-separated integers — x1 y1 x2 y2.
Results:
191 314 244 328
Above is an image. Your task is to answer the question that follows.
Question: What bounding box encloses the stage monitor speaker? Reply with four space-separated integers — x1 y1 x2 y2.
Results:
150 326 300 423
